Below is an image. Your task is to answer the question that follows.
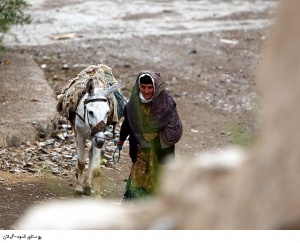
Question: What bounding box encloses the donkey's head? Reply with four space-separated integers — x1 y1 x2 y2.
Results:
82 79 122 148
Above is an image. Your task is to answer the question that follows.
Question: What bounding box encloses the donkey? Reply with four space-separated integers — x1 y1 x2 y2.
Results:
70 78 122 197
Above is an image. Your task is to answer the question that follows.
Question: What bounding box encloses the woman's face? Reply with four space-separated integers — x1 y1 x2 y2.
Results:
140 83 154 100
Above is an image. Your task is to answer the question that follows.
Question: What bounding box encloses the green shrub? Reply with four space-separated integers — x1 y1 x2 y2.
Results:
0 0 31 50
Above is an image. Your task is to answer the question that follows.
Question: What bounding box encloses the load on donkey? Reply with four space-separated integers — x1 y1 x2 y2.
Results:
56 64 127 196
56 64 126 137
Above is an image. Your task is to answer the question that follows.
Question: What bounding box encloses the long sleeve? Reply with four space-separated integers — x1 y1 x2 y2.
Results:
119 106 131 142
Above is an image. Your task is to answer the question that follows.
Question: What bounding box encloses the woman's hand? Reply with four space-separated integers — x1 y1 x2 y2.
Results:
117 139 124 147
143 132 158 141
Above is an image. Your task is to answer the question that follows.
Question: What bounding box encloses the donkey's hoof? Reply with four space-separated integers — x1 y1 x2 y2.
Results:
74 189 83 197
83 187 92 196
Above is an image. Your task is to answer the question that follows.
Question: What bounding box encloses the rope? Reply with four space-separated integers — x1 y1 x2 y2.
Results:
113 139 122 164
112 147 122 164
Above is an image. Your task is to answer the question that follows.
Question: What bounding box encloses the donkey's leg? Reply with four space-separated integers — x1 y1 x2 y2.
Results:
92 146 102 197
84 144 101 197
75 134 86 195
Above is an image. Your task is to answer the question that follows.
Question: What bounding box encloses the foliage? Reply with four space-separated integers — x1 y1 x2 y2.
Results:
0 0 31 50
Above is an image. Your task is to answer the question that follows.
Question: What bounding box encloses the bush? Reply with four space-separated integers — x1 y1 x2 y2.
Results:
0 0 31 50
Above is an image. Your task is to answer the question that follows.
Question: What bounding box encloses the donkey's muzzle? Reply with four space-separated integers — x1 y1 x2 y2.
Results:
91 120 106 148
94 136 105 149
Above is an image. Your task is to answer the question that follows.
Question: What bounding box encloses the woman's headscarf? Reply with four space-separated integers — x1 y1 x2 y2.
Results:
126 70 177 148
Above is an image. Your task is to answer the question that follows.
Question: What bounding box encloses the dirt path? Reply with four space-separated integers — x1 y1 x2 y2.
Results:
0 1 276 229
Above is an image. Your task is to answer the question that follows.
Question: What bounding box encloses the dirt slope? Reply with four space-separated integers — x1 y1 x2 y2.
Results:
0 3 274 229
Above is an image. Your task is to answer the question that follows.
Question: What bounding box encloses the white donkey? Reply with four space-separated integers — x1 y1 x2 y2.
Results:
71 78 122 197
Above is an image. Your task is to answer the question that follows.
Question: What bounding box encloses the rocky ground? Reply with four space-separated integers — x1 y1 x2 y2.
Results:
0 3 274 229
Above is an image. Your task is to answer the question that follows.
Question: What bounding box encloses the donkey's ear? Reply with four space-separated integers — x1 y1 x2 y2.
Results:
86 79 95 96
103 81 124 97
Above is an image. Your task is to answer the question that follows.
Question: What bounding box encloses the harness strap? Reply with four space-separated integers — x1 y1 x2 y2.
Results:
76 97 109 135
84 98 108 105
91 120 106 135
74 111 85 123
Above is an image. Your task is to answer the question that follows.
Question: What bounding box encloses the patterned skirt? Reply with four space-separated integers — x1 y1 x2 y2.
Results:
123 144 163 200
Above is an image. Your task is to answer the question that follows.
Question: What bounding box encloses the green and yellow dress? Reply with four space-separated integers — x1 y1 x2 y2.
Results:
124 102 163 199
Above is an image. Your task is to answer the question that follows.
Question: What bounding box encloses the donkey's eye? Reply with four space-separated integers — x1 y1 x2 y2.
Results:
88 111 94 116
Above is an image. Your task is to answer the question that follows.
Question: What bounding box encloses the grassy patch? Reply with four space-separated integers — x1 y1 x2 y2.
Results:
226 122 257 147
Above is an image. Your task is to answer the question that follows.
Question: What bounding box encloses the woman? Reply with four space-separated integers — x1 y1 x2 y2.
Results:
117 70 183 200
